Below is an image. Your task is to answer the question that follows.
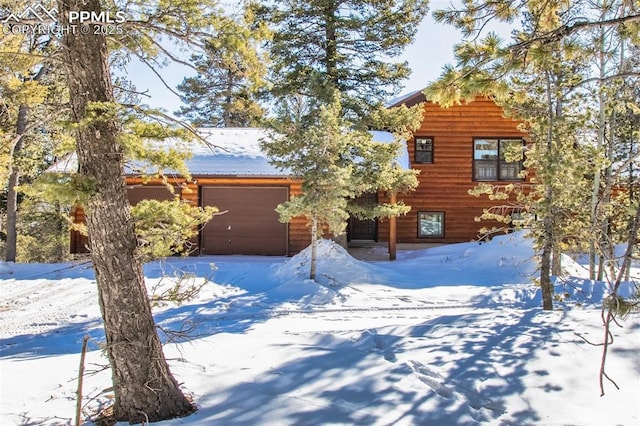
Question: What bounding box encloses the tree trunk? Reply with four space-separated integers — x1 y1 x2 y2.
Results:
310 217 318 281
58 0 193 422
388 193 397 261
539 70 555 311
5 104 28 262
223 67 233 126
540 211 554 311
55 201 66 262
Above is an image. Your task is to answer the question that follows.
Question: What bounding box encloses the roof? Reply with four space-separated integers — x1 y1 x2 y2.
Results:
47 127 410 176
385 89 427 108
181 127 283 176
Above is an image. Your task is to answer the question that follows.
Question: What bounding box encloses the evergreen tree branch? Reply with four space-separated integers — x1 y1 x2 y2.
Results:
0 51 63 64
120 103 225 153
510 14 640 56
126 53 184 99
597 201 639 396
2 108 69 157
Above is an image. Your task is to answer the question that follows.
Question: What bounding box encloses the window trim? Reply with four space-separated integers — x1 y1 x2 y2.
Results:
415 136 434 164
472 137 525 182
417 211 445 238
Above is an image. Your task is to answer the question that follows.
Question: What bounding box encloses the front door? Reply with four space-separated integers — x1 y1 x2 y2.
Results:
348 193 377 241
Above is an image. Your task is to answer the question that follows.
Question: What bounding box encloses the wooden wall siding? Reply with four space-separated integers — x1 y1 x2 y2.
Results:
70 205 89 254
69 176 310 256
181 182 199 206
284 181 312 254
384 97 528 244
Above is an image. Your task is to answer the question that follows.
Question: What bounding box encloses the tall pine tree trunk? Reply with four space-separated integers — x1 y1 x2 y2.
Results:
310 217 318 281
58 0 193 421
539 71 556 311
590 32 607 280
388 193 397 261
540 198 555 311
54 201 66 262
5 105 28 262
223 68 233 126
551 247 562 276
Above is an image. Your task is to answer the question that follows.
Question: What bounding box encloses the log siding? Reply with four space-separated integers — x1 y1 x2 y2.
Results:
382 95 529 244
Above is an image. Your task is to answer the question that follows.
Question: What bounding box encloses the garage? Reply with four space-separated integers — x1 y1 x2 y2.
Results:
200 186 289 255
70 185 179 254
127 185 177 206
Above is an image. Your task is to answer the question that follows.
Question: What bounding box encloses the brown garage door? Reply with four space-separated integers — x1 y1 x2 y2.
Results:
72 186 178 254
200 186 288 255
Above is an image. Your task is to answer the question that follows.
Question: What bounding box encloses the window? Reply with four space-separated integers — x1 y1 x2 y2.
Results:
418 211 444 238
415 137 433 164
473 138 524 181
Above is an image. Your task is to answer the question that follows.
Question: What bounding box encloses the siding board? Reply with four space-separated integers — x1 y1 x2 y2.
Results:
70 176 310 256
389 96 530 244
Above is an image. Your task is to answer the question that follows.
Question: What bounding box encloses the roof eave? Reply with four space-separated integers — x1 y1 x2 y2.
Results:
386 90 427 108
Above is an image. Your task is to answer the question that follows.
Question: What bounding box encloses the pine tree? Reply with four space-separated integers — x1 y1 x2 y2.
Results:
131 198 217 261
264 0 429 119
58 0 195 419
426 0 640 311
584 1 640 281
262 94 419 277
0 23 60 262
262 96 354 279
50 0 241 420
260 0 426 261
176 3 269 127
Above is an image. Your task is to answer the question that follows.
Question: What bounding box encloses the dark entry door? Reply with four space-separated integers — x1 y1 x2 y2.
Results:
200 186 288 255
348 193 378 241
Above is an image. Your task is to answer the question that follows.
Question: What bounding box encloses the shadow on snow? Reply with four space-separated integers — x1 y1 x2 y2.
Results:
190 310 570 425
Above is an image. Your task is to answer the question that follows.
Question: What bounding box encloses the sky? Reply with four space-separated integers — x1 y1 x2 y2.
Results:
126 2 505 117
1 232 638 425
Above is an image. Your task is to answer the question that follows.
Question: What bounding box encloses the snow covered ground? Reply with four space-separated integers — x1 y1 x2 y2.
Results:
0 232 638 425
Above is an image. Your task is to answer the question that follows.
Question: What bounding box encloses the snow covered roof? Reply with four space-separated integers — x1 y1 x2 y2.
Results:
47 153 78 174
385 89 425 108
47 127 410 176
180 127 283 176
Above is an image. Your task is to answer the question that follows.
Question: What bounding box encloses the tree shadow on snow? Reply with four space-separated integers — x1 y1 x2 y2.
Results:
190 309 571 425
0 292 274 358
0 319 105 358
0 257 284 357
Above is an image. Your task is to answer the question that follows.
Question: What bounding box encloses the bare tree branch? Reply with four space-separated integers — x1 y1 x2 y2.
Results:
598 201 640 395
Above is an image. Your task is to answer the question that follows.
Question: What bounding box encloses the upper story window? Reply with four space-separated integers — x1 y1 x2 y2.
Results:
415 137 433 164
473 138 524 181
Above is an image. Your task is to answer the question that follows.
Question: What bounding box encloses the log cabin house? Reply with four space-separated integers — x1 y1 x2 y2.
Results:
58 128 407 256
59 94 528 256
376 92 529 246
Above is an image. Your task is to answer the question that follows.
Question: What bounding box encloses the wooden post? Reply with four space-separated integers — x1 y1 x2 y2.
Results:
75 335 89 426
388 193 397 261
